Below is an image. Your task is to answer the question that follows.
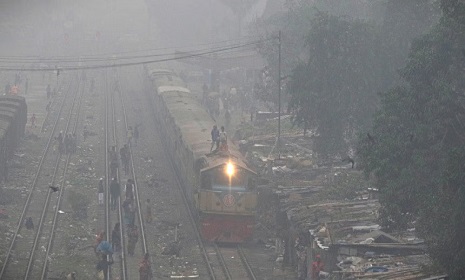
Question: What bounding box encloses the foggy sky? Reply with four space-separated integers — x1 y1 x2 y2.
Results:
0 0 266 58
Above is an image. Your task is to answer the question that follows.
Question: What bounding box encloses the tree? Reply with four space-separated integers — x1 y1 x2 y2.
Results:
378 0 441 87
253 0 438 157
218 0 258 18
287 13 385 155
358 1 465 277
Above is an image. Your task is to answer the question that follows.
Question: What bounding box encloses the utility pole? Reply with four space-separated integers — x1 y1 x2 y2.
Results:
277 30 282 159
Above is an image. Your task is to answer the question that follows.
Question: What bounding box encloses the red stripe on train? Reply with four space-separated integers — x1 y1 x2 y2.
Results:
200 214 254 243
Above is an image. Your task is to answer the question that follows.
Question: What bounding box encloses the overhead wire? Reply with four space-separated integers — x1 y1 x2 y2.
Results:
0 35 260 60
0 42 256 64
0 35 266 63
0 37 272 71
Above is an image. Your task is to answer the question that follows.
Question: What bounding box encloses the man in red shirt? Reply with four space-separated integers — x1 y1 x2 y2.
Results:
311 254 324 280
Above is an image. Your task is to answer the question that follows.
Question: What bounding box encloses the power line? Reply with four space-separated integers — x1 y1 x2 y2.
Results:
0 43 256 64
0 36 267 63
0 38 270 71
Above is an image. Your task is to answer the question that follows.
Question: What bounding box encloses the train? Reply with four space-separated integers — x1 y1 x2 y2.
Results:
146 68 258 243
0 95 27 182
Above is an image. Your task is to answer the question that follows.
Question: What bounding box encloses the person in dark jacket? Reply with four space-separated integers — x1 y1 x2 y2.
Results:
111 222 121 253
96 254 113 279
210 125 219 152
109 146 118 178
125 179 134 201
25 217 34 230
109 178 120 211
127 224 139 256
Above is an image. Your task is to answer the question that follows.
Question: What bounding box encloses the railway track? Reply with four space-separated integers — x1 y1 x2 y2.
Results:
114 68 151 276
103 69 128 280
203 244 257 280
0 73 85 279
103 67 155 280
37 70 86 279
0 66 262 279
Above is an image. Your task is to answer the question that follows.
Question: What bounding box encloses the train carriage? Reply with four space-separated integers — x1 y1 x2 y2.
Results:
0 114 14 157
0 95 27 182
0 99 24 141
0 119 10 182
147 68 257 243
0 105 20 157
0 96 27 137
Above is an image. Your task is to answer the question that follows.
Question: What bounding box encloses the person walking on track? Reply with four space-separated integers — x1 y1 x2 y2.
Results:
127 224 139 256
127 126 133 145
98 178 104 205
109 178 120 211
134 124 140 145
139 253 152 280
145 198 153 224
111 222 121 253
30 113 37 127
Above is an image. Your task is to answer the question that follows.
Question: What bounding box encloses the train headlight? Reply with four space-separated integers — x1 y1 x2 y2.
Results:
226 162 235 176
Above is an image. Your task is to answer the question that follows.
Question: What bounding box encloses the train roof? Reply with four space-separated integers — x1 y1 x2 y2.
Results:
0 104 19 114
159 88 255 175
0 100 21 109
0 118 11 131
148 68 174 77
0 95 26 104
0 96 26 112
0 126 6 139
158 86 190 94
150 69 186 88
155 76 185 87
161 90 212 157
0 110 15 120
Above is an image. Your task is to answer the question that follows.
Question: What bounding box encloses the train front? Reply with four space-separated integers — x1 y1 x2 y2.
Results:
196 160 257 243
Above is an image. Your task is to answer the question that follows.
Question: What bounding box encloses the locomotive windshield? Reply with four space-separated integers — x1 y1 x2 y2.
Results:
201 164 252 191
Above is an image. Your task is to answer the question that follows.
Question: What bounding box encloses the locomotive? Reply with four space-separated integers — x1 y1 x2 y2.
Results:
146 68 257 243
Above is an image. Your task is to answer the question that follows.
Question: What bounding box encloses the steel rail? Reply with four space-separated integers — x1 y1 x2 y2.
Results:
103 70 112 280
214 244 233 280
115 67 152 278
0 75 74 279
237 246 258 280
107 70 128 280
39 70 87 279
40 78 66 133
115 69 149 253
24 72 83 279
